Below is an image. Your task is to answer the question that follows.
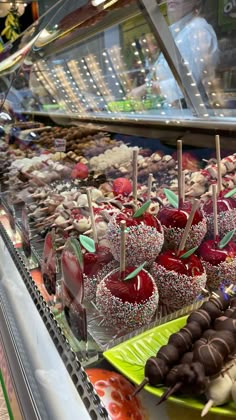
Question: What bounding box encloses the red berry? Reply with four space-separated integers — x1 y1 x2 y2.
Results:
112 178 132 196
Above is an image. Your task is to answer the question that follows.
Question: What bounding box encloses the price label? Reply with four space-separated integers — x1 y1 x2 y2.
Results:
21 206 31 258
54 138 66 152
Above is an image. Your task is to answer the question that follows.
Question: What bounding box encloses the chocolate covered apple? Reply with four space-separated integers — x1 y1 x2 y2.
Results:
158 199 207 251
96 265 159 329
107 203 164 266
198 236 236 290
202 190 236 239
151 249 206 310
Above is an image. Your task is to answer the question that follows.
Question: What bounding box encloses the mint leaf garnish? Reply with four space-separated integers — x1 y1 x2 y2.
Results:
180 246 198 259
218 229 236 249
124 262 146 281
133 200 151 218
164 188 178 208
79 235 96 253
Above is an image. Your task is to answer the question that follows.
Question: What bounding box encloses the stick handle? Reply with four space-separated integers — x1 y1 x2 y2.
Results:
212 184 218 241
215 135 222 193
133 148 138 211
120 220 126 274
147 173 153 201
177 140 183 207
178 199 200 253
182 170 185 203
87 187 98 245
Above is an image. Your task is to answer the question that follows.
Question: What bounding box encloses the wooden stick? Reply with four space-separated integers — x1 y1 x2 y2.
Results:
178 199 200 253
177 140 183 208
147 173 153 201
201 399 214 417
120 220 126 276
212 184 218 242
182 170 185 203
132 148 138 212
86 187 98 246
215 135 223 193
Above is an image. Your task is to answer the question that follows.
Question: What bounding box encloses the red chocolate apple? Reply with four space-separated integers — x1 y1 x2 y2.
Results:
107 207 164 266
96 266 159 329
150 250 206 311
158 201 207 251
198 239 236 290
202 192 236 239
82 245 116 301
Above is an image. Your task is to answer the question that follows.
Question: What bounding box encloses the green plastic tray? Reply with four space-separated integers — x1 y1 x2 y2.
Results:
107 97 164 112
104 316 236 417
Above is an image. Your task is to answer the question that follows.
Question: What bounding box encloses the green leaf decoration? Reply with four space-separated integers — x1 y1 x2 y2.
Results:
124 262 146 281
180 246 198 259
164 188 178 208
225 187 236 198
79 235 96 253
133 200 151 218
66 237 84 270
218 229 236 249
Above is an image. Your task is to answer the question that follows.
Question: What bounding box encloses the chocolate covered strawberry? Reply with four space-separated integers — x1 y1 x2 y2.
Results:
96 265 159 329
151 249 206 311
106 202 164 266
42 231 58 296
158 199 207 251
198 231 236 290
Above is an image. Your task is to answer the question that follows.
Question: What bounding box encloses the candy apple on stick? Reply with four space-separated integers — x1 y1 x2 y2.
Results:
198 184 236 290
96 220 159 329
151 199 207 311
203 135 236 239
158 140 207 251
107 151 164 266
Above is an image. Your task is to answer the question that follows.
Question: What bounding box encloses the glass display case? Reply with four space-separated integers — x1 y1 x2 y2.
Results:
0 1 236 419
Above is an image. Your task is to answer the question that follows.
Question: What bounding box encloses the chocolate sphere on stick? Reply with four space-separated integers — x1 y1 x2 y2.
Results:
200 301 222 320
193 343 224 376
181 321 202 341
157 344 180 366
168 330 192 353
209 330 235 358
187 309 211 330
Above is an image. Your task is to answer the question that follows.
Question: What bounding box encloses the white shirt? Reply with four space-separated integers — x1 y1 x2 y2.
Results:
151 13 219 103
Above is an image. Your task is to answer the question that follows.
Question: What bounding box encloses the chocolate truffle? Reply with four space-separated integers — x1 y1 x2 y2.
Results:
202 329 216 340
181 321 202 341
201 301 222 320
193 343 224 376
168 331 192 353
145 357 168 386
187 309 211 330
209 330 235 358
180 352 194 364
157 344 180 366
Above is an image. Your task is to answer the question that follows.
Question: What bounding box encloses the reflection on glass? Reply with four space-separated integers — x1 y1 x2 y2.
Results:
1 0 236 121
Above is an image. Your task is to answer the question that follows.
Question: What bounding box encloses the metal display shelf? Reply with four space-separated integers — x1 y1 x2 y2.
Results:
0 223 110 420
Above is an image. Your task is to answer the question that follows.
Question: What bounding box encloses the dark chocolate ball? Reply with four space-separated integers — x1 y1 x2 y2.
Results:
210 290 230 311
180 352 194 364
202 329 216 340
201 301 222 320
214 317 236 335
168 331 192 353
145 357 168 386
209 330 235 358
165 366 178 387
193 337 207 351
230 297 236 308
187 309 211 330
193 343 224 376
224 308 236 318
156 344 180 366
181 321 202 341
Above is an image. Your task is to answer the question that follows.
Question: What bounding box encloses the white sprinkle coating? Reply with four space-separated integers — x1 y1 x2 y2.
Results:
150 263 207 311
162 218 207 251
83 260 117 301
203 209 236 239
96 268 159 329
201 258 236 290
106 217 164 266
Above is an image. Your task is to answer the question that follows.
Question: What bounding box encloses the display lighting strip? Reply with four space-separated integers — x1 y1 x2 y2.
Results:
66 59 96 112
54 65 86 113
36 61 68 109
84 53 113 103
72 58 102 112
107 45 133 97
33 63 57 101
